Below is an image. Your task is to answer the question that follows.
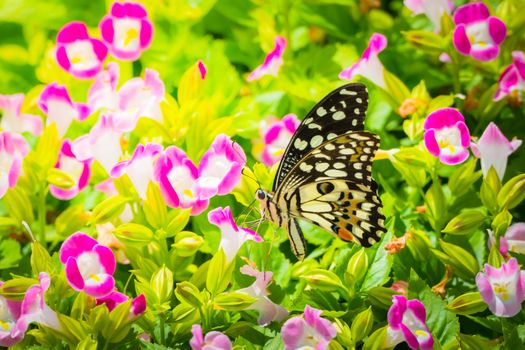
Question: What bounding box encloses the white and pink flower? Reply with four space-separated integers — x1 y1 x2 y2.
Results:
59 232 116 298
281 305 337 350
111 143 163 199
339 33 388 90
208 207 263 263
452 2 507 61
0 131 29 198
96 290 146 320
189 324 232 350
237 265 288 325
100 1 153 61
88 61 120 111
258 114 300 167
404 0 454 32
50 140 91 200
55 21 108 79
494 51 525 101
423 108 470 165
0 94 42 136
38 83 90 137
471 122 521 180
386 295 434 350
476 258 525 317
247 36 287 81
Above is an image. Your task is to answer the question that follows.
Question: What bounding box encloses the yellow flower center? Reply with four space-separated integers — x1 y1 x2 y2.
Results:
124 28 139 46
90 274 101 282
494 283 510 301
71 56 83 64
0 320 9 331
415 329 429 337
183 188 194 199
272 148 284 157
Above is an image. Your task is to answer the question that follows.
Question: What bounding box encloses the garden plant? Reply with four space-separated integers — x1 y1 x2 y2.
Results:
0 0 525 349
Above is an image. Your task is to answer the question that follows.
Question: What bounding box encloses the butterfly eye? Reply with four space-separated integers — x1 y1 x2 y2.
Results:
256 189 266 200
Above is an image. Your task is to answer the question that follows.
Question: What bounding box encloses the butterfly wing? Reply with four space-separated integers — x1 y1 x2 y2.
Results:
273 83 368 191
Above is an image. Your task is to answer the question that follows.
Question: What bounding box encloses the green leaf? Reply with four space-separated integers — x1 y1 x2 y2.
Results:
425 182 447 232
113 223 154 247
480 167 501 213
55 205 89 237
175 281 203 308
497 174 525 210
439 240 479 278
214 291 257 311
46 168 75 189
447 292 487 315
491 210 512 239
206 249 235 296
75 336 97 350
351 306 374 344
383 70 411 106
448 158 481 198
362 326 388 350
143 182 168 229
151 265 174 304
442 209 487 236
90 195 129 225
172 231 203 257
30 241 53 274
299 268 346 294
402 30 446 52
3 187 34 225
361 230 393 291
165 208 191 237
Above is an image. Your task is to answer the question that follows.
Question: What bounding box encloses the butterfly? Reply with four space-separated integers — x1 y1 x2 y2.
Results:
255 83 386 259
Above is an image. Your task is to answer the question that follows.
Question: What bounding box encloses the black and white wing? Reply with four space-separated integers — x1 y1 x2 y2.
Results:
272 83 368 191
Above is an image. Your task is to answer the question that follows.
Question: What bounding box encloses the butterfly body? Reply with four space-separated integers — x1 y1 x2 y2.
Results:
256 83 386 259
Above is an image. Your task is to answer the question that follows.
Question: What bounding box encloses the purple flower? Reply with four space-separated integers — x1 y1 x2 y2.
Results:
281 305 337 350
38 82 90 137
55 21 108 79
404 0 454 32
0 94 42 136
190 324 232 350
59 232 116 298
111 143 163 199
237 265 288 325
247 36 286 81
0 131 29 198
494 51 525 101
476 258 525 317
452 2 507 61
99 2 153 61
49 140 91 200
96 291 146 319
339 33 387 90
154 146 210 215
423 108 470 165
470 122 521 179
258 114 300 167
386 295 434 350
208 207 263 263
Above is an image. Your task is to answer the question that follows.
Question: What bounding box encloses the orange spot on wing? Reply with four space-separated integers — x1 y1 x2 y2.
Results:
338 227 354 241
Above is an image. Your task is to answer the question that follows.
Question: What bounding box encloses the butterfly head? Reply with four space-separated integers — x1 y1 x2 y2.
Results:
255 188 273 219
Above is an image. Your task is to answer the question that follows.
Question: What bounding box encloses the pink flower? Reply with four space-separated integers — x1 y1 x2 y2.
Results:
59 232 116 298
55 21 108 79
88 62 120 111
237 265 288 325
0 94 42 136
489 223 525 257
100 2 153 61
494 51 525 101
197 60 207 80
96 291 146 319
339 33 387 90
423 108 470 165
386 295 434 350
281 305 337 350
452 2 507 61
208 207 263 263
97 223 130 264
189 324 232 350
154 146 210 215
471 122 521 180
258 114 300 167
111 143 163 199
71 114 123 173
38 82 90 137
247 36 287 82
476 258 525 317
404 0 454 32
0 131 29 198
0 283 24 346
49 140 91 200
198 134 246 197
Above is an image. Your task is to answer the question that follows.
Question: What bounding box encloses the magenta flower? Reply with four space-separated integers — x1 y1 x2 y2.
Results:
0 283 24 346
88 62 120 112
198 134 246 198
494 51 525 101
55 21 108 79
339 33 387 90
247 36 286 82
38 82 90 137
208 207 263 263
100 1 153 61
59 232 116 298
386 295 434 350
154 146 210 215
71 114 123 173
237 265 288 325
96 291 146 319
452 2 507 61
0 131 29 198
404 0 453 32
111 143 162 199
423 108 470 165
49 140 91 200
281 305 337 350
489 223 525 256
190 324 232 350
0 94 42 136
471 122 521 180
197 60 207 80
259 114 300 167
476 258 525 317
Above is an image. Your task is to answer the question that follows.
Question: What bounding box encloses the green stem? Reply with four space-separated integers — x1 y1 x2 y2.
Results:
38 189 47 246
102 339 109 350
159 313 166 345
